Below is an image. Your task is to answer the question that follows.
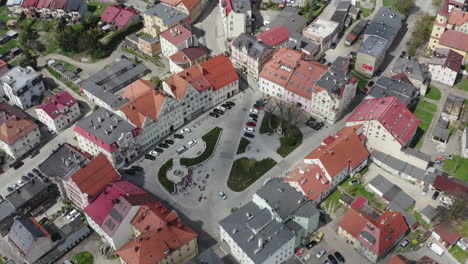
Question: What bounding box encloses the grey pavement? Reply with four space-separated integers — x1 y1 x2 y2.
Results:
194 2 226 56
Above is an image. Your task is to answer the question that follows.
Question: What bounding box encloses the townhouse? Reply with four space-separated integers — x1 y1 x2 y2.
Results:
0 102 41 159
36 91 81 133
219 0 252 39
100 6 140 30
159 0 202 21
256 26 290 48
117 79 184 149
74 108 141 169
143 3 191 37
231 33 274 80
367 76 418 107
0 66 45 110
284 126 369 204
302 18 340 53
391 57 428 95
18 0 86 20
125 33 161 56
428 48 463 86
160 24 198 58
169 47 208 73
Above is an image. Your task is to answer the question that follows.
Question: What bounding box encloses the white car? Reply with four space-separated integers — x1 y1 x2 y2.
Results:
49 129 56 135
218 192 227 200
217 106 226 112
244 127 254 133
12 184 19 189
66 209 78 220
149 150 159 157
316 250 326 258
180 128 191 134
443 153 453 160
187 140 197 148
249 109 258 114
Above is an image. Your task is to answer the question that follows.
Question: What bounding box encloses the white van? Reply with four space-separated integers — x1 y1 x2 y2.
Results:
428 242 444 256
177 146 187 154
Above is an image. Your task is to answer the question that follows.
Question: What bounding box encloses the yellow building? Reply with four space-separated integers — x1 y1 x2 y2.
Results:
143 3 191 37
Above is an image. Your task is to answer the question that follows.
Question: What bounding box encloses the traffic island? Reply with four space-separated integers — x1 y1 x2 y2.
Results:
180 127 222 166
158 159 175 193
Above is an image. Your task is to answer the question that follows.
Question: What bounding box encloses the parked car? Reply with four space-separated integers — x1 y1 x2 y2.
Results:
249 109 258 114
74 68 82 74
12 161 24 170
39 217 48 225
21 175 29 182
443 153 453 160
66 209 78 220
218 192 227 200
217 106 226 112
249 113 258 119
149 150 159 156
328 255 338 264
248 116 258 122
174 134 184 139
30 149 39 158
432 191 440 200
246 121 256 127
164 139 174 145
177 146 188 154
180 128 191 134
158 143 169 148
400 51 406 58
316 250 326 258
32 168 42 177
253 104 262 110
214 109 224 115
422 186 429 196
49 129 56 135
144 154 156 160
221 103 231 109
350 51 357 57
7 187 14 193
400 239 410 248
209 112 219 118
428 242 444 256
349 180 360 185
244 127 254 133
12 184 19 189
244 132 254 138
435 159 445 166
187 140 197 148
154 148 164 153
125 169 136 175
331 42 337 49
323 261 331 264
62 207 71 217
27 172 35 179
306 241 317 249
334 252 345 263
226 101 235 106
131 166 143 171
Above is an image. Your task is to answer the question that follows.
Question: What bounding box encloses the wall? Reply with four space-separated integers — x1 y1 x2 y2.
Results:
0 127 40 159
259 77 285 99
347 120 403 156
428 64 458 86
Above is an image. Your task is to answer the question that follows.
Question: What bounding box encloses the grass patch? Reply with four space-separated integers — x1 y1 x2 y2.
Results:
55 59 78 72
158 159 175 193
322 189 343 213
72 251 94 264
260 112 280 134
0 39 17 54
410 100 436 149
236 137 250 155
341 179 386 211
443 155 468 181
424 85 441 100
383 0 395 6
277 127 303 157
0 5 16 22
455 78 468 92
361 7 373 17
88 2 112 16
406 204 431 230
228 157 277 192
180 127 222 166
449 245 468 264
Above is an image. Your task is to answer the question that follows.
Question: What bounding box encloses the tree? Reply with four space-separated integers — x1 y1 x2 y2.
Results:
16 50 36 68
394 0 415 16
432 0 443 7
27 40 45 52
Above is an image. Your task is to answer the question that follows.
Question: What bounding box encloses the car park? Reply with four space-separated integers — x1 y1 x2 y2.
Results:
218 192 227 200
244 127 254 133
334 252 345 263
125 169 136 175
432 191 440 200
249 109 258 114
209 112 219 118
249 113 258 119
165 139 174 145
349 180 360 185
145 154 156 160
400 239 410 248
316 250 326 258
154 148 164 153
131 166 143 171
244 132 254 138
158 143 169 148
422 186 429 195
177 146 188 154
174 134 184 139
214 109 224 115
246 122 256 127
328 255 338 264
187 140 197 148
180 128 191 134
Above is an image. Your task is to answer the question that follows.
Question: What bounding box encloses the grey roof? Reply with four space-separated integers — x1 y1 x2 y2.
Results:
38 143 90 179
350 19 369 35
75 108 136 146
420 205 438 221
433 126 450 141
388 203 418 227
287 33 320 55
0 200 15 222
336 1 351 11
315 56 353 97
340 193 354 205
360 231 376 244
364 6 404 44
358 35 388 58
369 174 393 194
392 57 426 82
232 33 272 60
0 66 43 96
369 76 418 106
284 220 303 233
371 150 430 183
269 7 308 34
401 148 431 162
231 0 251 13
219 201 295 264
292 201 319 218
6 178 52 209
145 4 189 26
330 10 348 25
8 217 53 263
437 117 449 128
442 94 464 117
384 186 415 211
255 178 309 220
65 0 85 12
187 247 229 264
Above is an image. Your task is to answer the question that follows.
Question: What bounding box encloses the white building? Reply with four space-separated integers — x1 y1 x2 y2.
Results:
0 66 45 110
219 0 251 40
428 48 463 86
160 25 198 58
303 18 340 52
35 91 81 132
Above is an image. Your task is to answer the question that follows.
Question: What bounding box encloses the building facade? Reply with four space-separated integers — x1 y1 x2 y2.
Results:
428 48 463 86
143 3 190 37
169 47 208 73
160 25 198 58
0 66 45 110
36 91 80 132
219 0 252 39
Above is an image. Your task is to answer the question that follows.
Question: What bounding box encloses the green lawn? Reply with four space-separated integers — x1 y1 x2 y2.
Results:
443 155 468 181
383 0 395 6
361 7 373 17
322 189 343 213
406 204 431 230
19 18 40 29
455 78 468 91
73 252 94 264
340 178 385 211
449 245 468 264
56 59 78 72
424 85 441 100
88 2 112 16
228 157 277 192
277 127 303 157
0 39 17 54
260 112 280 134
411 100 437 149
158 159 175 193
236 137 251 155
180 127 222 166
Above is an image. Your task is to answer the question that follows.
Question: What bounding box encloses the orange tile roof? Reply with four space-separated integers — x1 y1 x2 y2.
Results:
339 208 409 256
181 0 201 10
117 202 198 264
0 116 38 145
285 60 328 99
439 29 468 52
305 125 369 178
260 48 302 88
284 163 330 201
70 153 121 198
201 55 239 91
120 80 168 128
0 59 8 68
448 9 468 26
389 255 412 264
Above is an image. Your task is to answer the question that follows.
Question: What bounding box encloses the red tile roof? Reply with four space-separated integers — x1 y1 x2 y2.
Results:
351 196 368 209
430 48 464 72
36 91 77 120
339 208 409 256
416 256 439 264
391 72 414 86
284 163 330 201
304 125 369 178
201 54 239 91
439 29 468 52
260 48 303 88
438 0 449 16
84 181 146 226
22 0 39 7
285 60 328 99
120 80 168 128
160 25 193 46
0 103 38 145
256 26 290 47
71 153 121 199
433 223 461 245
160 0 200 10
169 47 207 64
389 255 411 264
36 0 52 9
433 175 468 198
101 6 139 27
117 202 198 264
220 0 233 16
448 9 468 26
101 5 120 23
347 96 420 146
0 59 7 69
51 0 68 10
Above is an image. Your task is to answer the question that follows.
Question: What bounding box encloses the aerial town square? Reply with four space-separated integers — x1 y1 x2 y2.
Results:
0 0 466 263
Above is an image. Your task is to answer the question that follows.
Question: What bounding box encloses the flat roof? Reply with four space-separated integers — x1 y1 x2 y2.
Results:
303 18 339 39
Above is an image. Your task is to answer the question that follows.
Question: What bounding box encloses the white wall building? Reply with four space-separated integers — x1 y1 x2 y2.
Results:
0 66 45 110
159 25 198 58
428 48 463 86
219 0 251 40
35 91 81 132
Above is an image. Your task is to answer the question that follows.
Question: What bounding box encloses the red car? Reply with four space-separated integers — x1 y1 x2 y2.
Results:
246 122 256 127
253 104 262 110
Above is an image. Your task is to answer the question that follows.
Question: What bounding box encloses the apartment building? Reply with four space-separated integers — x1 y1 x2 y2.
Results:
74 108 140 169
0 66 45 110
169 47 208 73
428 48 463 86
159 0 202 21
160 24 198 58
143 3 190 37
219 0 252 39
36 91 80 133
303 18 340 52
